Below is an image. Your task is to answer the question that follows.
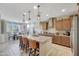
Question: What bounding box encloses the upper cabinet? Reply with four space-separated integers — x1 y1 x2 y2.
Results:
63 17 72 31
55 20 63 30
55 17 72 31
40 22 48 30
40 16 72 31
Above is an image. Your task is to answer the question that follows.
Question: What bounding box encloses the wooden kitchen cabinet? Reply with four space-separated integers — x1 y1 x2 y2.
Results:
53 35 58 44
56 36 62 45
68 17 72 30
53 35 62 45
61 36 70 47
53 36 57 43
55 20 63 30
63 18 72 31
40 22 48 30
62 19 67 30
53 35 70 47
55 17 72 31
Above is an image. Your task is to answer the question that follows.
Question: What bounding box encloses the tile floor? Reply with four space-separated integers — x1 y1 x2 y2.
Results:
48 44 73 56
0 39 73 56
0 40 29 56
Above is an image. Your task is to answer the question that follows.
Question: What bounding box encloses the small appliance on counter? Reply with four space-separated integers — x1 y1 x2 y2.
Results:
63 31 70 36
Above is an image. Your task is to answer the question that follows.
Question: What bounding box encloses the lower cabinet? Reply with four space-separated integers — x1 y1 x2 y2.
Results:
53 35 70 47
61 36 70 47
53 36 62 45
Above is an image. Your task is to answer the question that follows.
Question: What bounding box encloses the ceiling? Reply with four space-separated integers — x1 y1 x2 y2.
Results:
0 3 78 22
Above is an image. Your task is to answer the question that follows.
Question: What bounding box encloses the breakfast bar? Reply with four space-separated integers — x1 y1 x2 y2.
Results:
21 35 52 56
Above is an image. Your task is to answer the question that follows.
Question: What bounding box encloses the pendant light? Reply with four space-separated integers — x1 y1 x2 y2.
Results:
22 13 26 22
37 5 40 20
28 11 31 20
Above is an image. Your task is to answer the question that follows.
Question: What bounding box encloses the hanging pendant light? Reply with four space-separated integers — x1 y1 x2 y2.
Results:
37 5 40 20
22 13 26 22
28 11 31 20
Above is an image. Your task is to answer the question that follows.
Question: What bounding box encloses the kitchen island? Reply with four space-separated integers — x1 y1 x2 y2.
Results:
22 35 52 56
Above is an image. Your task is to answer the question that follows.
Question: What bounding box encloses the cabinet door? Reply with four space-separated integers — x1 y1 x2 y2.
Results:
57 36 62 45
46 22 48 30
55 20 58 29
55 20 63 30
43 22 48 30
61 36 70 47
53 36 62 45
53 36 57 44
63 18 72 31
40 22 48 30
67 17 72 31
59 20 63 30
62 19 67 30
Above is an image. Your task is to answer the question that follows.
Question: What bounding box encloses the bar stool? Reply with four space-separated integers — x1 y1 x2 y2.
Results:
22 37 29 53
29 40 39 56
18 36 23 49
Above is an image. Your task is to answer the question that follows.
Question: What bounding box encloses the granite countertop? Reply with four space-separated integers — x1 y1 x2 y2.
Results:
39 33 54 37
54 34 70 37
22 35 52 43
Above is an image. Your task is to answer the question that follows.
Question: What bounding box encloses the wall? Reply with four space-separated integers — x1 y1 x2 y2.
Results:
71 16 77 55
0 20 1 34
70 16 79 56
0 19 7 43
48 28 56 33
77 16 79 55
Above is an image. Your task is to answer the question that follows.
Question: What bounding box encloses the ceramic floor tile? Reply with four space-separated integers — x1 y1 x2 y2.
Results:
0 39 73 56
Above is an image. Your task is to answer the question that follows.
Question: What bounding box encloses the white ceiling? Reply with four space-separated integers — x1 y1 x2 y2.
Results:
0 3 78 22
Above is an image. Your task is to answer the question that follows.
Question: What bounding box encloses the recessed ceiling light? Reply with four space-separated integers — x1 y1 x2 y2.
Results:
34 5 37 9
62 9 66 12
23 13 26 16
46 14 48 17
27 24 30 28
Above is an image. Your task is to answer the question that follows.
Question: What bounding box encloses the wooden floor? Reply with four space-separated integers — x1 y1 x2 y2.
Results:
0 39 73 56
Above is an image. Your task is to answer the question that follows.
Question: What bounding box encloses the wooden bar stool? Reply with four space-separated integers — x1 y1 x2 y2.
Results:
22 37 29 53
29 40 39 56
